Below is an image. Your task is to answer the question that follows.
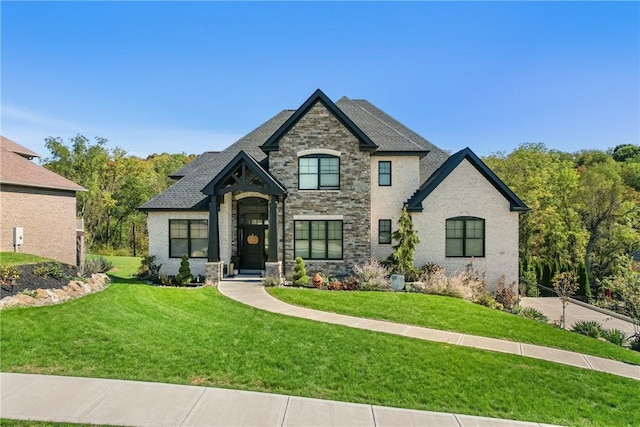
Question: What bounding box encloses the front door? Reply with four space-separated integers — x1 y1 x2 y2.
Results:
241 226 264 270
237 197 268 272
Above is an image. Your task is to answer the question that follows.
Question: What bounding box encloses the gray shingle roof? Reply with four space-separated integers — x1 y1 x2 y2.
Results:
335 98 450 181
169 152 220 179
140 94 450 211
139 110 293 210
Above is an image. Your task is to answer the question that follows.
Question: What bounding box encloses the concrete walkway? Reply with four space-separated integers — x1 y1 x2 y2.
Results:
1 373 556 426
218 278 640 381
520 297 636 337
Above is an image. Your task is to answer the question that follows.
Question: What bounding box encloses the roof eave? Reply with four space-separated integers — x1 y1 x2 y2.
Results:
0 180 87 193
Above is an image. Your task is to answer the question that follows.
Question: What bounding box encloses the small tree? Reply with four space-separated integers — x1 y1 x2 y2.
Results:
385 206 420 275
552 271 579 329
606 258 640 341
176 255 192 285
293 256 309 286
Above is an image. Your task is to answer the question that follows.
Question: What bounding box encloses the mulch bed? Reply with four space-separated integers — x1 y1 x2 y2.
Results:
0 262 81 299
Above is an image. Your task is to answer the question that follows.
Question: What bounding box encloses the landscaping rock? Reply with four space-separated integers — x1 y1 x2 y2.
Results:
34 288 50 299
0 273 110 310
14 294 35 306
0 296 20 309
54 289 69 301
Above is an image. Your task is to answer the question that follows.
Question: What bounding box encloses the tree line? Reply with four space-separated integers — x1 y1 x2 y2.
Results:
42 136 639 297
42 135 195 256
484 142 639 297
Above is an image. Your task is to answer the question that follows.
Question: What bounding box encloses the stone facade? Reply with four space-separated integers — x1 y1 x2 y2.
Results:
268 101 372 277
0 184 78 266
411 160 520 290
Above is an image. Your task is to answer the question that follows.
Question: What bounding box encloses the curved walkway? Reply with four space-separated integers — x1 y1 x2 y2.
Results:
219 278 640 381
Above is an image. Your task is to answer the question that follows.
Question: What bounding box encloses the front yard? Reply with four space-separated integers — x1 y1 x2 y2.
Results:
0 282 638 426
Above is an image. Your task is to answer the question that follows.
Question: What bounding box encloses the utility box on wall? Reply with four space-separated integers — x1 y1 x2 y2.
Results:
13 227 24 247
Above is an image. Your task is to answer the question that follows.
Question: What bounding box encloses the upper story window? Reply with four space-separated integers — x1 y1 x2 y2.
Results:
446 217 484 257
299 155 340 190
169 219 208 258
378 161 391 186
378 219 392 244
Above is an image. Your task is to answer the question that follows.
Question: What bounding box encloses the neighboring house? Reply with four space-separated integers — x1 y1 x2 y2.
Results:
0 136 86 266
139 90 528 288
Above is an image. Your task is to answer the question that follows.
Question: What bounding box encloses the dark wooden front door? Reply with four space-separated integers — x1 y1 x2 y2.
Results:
240 226 264 270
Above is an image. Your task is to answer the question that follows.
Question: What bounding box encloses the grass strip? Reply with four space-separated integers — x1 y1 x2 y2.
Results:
0 252 53 266
1 284 638 426
268 287 640 365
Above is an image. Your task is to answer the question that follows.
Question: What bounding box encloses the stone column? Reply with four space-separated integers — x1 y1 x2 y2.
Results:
205 261 224 286
264 261 282 281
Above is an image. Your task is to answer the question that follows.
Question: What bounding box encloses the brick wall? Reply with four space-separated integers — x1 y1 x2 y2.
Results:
0 184 78 265
268 101 372 277
370 155 421 261
411 160 520 290
146 210 210 277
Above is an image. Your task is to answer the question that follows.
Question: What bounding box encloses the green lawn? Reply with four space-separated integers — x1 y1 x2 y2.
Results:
0 252 53 266
1 284 638 426
268 287 640 365
87 254 142 283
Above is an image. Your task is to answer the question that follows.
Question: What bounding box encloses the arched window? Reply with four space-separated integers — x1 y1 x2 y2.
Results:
298 155 340 190
446 217 485 257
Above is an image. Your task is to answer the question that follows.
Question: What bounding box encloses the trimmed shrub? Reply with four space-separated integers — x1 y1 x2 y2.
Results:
630 336 640 352
292 257 309 286
176 255 192 285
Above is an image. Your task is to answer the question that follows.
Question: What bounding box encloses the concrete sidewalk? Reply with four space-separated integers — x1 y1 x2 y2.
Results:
218 278 640 381
1 373 556 426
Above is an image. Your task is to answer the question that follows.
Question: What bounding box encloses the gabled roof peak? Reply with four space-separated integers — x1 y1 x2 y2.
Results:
406 147 528 213
261 89 378 153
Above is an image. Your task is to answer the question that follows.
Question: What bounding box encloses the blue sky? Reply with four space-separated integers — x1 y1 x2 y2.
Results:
2 1 638 159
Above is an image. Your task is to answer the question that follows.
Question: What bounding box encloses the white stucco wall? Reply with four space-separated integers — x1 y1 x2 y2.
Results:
370 155 421 260
147 210 211 277
411 159 520 291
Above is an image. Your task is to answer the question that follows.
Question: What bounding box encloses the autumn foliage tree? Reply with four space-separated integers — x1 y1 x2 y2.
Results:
43 135 195 255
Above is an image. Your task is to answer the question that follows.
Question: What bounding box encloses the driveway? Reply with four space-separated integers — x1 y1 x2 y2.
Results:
520 297 637 337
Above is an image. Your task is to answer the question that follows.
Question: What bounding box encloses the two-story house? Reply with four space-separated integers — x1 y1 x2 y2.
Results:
139 90 528 288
